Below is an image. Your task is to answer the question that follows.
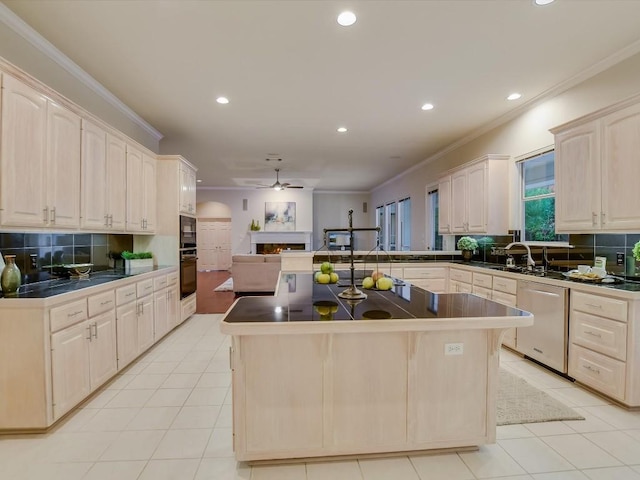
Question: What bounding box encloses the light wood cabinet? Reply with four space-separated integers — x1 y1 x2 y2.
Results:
401 266 448 293
1 75 81 228
81 119 127 231
438 154 509 235
449 267 472 293
126 146 156 233
554 100 640 232
116 294 139 370
180 162 197 215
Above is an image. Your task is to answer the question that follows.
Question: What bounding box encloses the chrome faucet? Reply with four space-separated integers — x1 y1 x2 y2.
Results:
505 242 535 269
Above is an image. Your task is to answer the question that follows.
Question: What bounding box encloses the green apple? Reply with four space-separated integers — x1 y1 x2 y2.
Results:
329 272 339 283
320 261 334 274
314 271 322 281
362 276 375 289
376 277 393 290
316 273 331 284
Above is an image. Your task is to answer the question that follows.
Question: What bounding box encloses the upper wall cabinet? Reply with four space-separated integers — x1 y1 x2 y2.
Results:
126 146 156 233
81 119 127 231
180 162 197 216
438 154 510 235
553 100 640 233
1 74 81 228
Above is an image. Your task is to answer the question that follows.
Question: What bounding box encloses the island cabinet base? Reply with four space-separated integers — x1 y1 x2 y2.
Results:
229 329 502 462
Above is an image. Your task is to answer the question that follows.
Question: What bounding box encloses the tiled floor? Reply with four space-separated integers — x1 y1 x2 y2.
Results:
2 314 640 480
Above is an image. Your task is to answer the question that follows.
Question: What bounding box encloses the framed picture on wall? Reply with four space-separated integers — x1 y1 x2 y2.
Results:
265 202 296 231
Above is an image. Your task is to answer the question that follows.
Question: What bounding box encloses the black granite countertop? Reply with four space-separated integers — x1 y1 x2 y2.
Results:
0 266 173 299
224 272 529 323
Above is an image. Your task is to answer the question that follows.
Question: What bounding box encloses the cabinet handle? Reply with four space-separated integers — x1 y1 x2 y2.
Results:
92 322 98 339
583 364 600 375
43 206 49 223
592 212 597 226
601 212 606 224
585 303 603 310
68 310 84 318
109 214 114 227
50 207 56 224
100 300 112 307
104 214 110 227
126 291 135 298
584 330 602 338
229 346 234 371
86 325 92 341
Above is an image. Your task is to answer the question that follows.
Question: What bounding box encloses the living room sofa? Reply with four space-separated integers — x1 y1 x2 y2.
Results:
231 254 282 294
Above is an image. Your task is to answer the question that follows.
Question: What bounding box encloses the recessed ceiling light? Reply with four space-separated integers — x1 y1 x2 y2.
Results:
196 179 202 183
507 93 522 101
534 0 555 5
216 96 229 104
337 127 347 133
337 11 356 26
421 103 434 111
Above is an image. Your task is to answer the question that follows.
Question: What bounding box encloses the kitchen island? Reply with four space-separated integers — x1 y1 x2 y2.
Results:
220 272 533 462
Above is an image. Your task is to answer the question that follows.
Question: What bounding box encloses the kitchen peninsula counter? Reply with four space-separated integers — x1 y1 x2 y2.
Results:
220 272 533 462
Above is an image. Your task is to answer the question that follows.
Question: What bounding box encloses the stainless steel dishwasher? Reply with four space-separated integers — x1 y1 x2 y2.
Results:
516 280 569 374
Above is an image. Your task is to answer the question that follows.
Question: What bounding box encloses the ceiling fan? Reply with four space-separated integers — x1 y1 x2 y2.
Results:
257 168 303 190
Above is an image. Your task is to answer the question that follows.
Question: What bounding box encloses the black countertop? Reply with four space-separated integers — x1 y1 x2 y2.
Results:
0 266 173 299
224 272 529 323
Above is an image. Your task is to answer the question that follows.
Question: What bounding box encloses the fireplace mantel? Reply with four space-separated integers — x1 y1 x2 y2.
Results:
250 231 312 254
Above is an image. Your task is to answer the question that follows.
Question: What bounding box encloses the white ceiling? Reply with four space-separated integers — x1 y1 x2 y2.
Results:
4 0 640 192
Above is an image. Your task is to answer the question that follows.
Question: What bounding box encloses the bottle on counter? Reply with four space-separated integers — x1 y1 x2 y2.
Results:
1 254 21 295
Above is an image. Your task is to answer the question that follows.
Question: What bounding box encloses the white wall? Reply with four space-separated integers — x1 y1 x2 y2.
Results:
313 192 374 250
370 51 640 250
196 188 313 254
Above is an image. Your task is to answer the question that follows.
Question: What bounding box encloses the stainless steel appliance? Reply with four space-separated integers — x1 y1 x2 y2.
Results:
179 215 197 298
516 280 569 374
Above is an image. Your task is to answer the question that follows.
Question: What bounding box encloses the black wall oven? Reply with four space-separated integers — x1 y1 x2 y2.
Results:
179 216 197 298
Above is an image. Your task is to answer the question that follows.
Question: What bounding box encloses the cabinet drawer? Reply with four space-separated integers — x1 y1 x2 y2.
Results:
492 276 517 295
572 291 627 322
472 285 492 299
449 280 472 293
137 278 154 297
88 290 115 318
472 272 492 288
491 290 517 307
116 284 137 305
153 275 168 291
50 299 88 332
571 311 627 361
402 267 447 279
410 278 446 293
167 271 179 287
449 268 472 283
181 295 197 322
569 343 625 401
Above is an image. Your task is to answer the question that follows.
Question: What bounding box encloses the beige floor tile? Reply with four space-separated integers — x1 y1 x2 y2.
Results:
99 430 166 461
306 459 363 480
35 431 119 463
250 463 307 480
625 429 640 442
171 405 221 429
145 388 192 407
498 424 538 439
81 388 119 409
206 356 231 373
409 453 474 480
123 373 169 389
196 372 231 388
161 373 202 389
183 350 216 363
547 387 610 408
185 387 228 406
173 360 210 374
195 457 251 480
142 361 179 374
203 427 234 458
52 406 99 432
83 460 146 480
459 443 526 478
78 407 139 431
104 388 156 408
583 431 640 465
152 350 189 362
499 437 575 474
541 434 622 469
524 421 576 436
529 472 587 479
581 406 640 430
103 374 134 390
581 466 640 480
152 428 212 459
563 408 617 434
13 461 93 480
358 456 420 480
138 458 201 480
126 406 181 430
215 404 233 428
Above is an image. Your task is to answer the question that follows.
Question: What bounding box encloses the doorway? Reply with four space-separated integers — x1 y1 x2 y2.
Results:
197 218 232 271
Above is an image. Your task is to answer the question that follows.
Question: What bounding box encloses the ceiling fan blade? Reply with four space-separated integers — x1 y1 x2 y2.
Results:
286 185 304 189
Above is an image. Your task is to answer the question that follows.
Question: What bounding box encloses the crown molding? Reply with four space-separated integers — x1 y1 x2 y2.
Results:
0 3 163 141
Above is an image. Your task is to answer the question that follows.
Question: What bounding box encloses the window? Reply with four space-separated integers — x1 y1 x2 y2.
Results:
386 202 397 250
426 188 443 250
398 197 411 251
519 150 567 241
376 205 385 249
376 200 412 251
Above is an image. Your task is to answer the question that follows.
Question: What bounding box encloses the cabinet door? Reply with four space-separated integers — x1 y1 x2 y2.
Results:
142 154 157 232
116 302 138 370
601 102 640 230
437 176 451 234
554 122 601 232
0 75 48 227
51 321 91 420
168 287 180 330
179 164 192 214
137 295 155 353
188 168 197 214
46 101 81 228
466 161 487 232
450 169 468 233
126 146 144 232
153 289 170 340
89 310 118 389
81 119 108 229
107 134 127 231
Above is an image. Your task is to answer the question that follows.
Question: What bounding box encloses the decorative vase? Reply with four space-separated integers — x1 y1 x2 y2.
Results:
461 250 474 262
1 255 22 295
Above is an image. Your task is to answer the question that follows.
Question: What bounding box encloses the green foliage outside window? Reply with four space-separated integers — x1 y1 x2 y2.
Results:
523 187 556 241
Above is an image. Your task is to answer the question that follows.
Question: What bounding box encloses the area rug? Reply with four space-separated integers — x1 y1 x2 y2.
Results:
214 278 234 292
497 369 584 426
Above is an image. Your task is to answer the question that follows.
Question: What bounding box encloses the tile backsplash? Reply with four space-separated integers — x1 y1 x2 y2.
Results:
0 233 133 285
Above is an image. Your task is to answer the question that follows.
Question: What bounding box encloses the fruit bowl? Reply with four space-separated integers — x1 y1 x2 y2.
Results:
64 263 93 278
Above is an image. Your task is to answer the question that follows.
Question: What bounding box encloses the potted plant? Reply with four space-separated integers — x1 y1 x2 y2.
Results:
121 251 154 272
456 236 478 262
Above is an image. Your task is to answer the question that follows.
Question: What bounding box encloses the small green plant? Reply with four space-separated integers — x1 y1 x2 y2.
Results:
249 219 261 231
456 236 478 251
121 251 153 260
633 241 640 261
